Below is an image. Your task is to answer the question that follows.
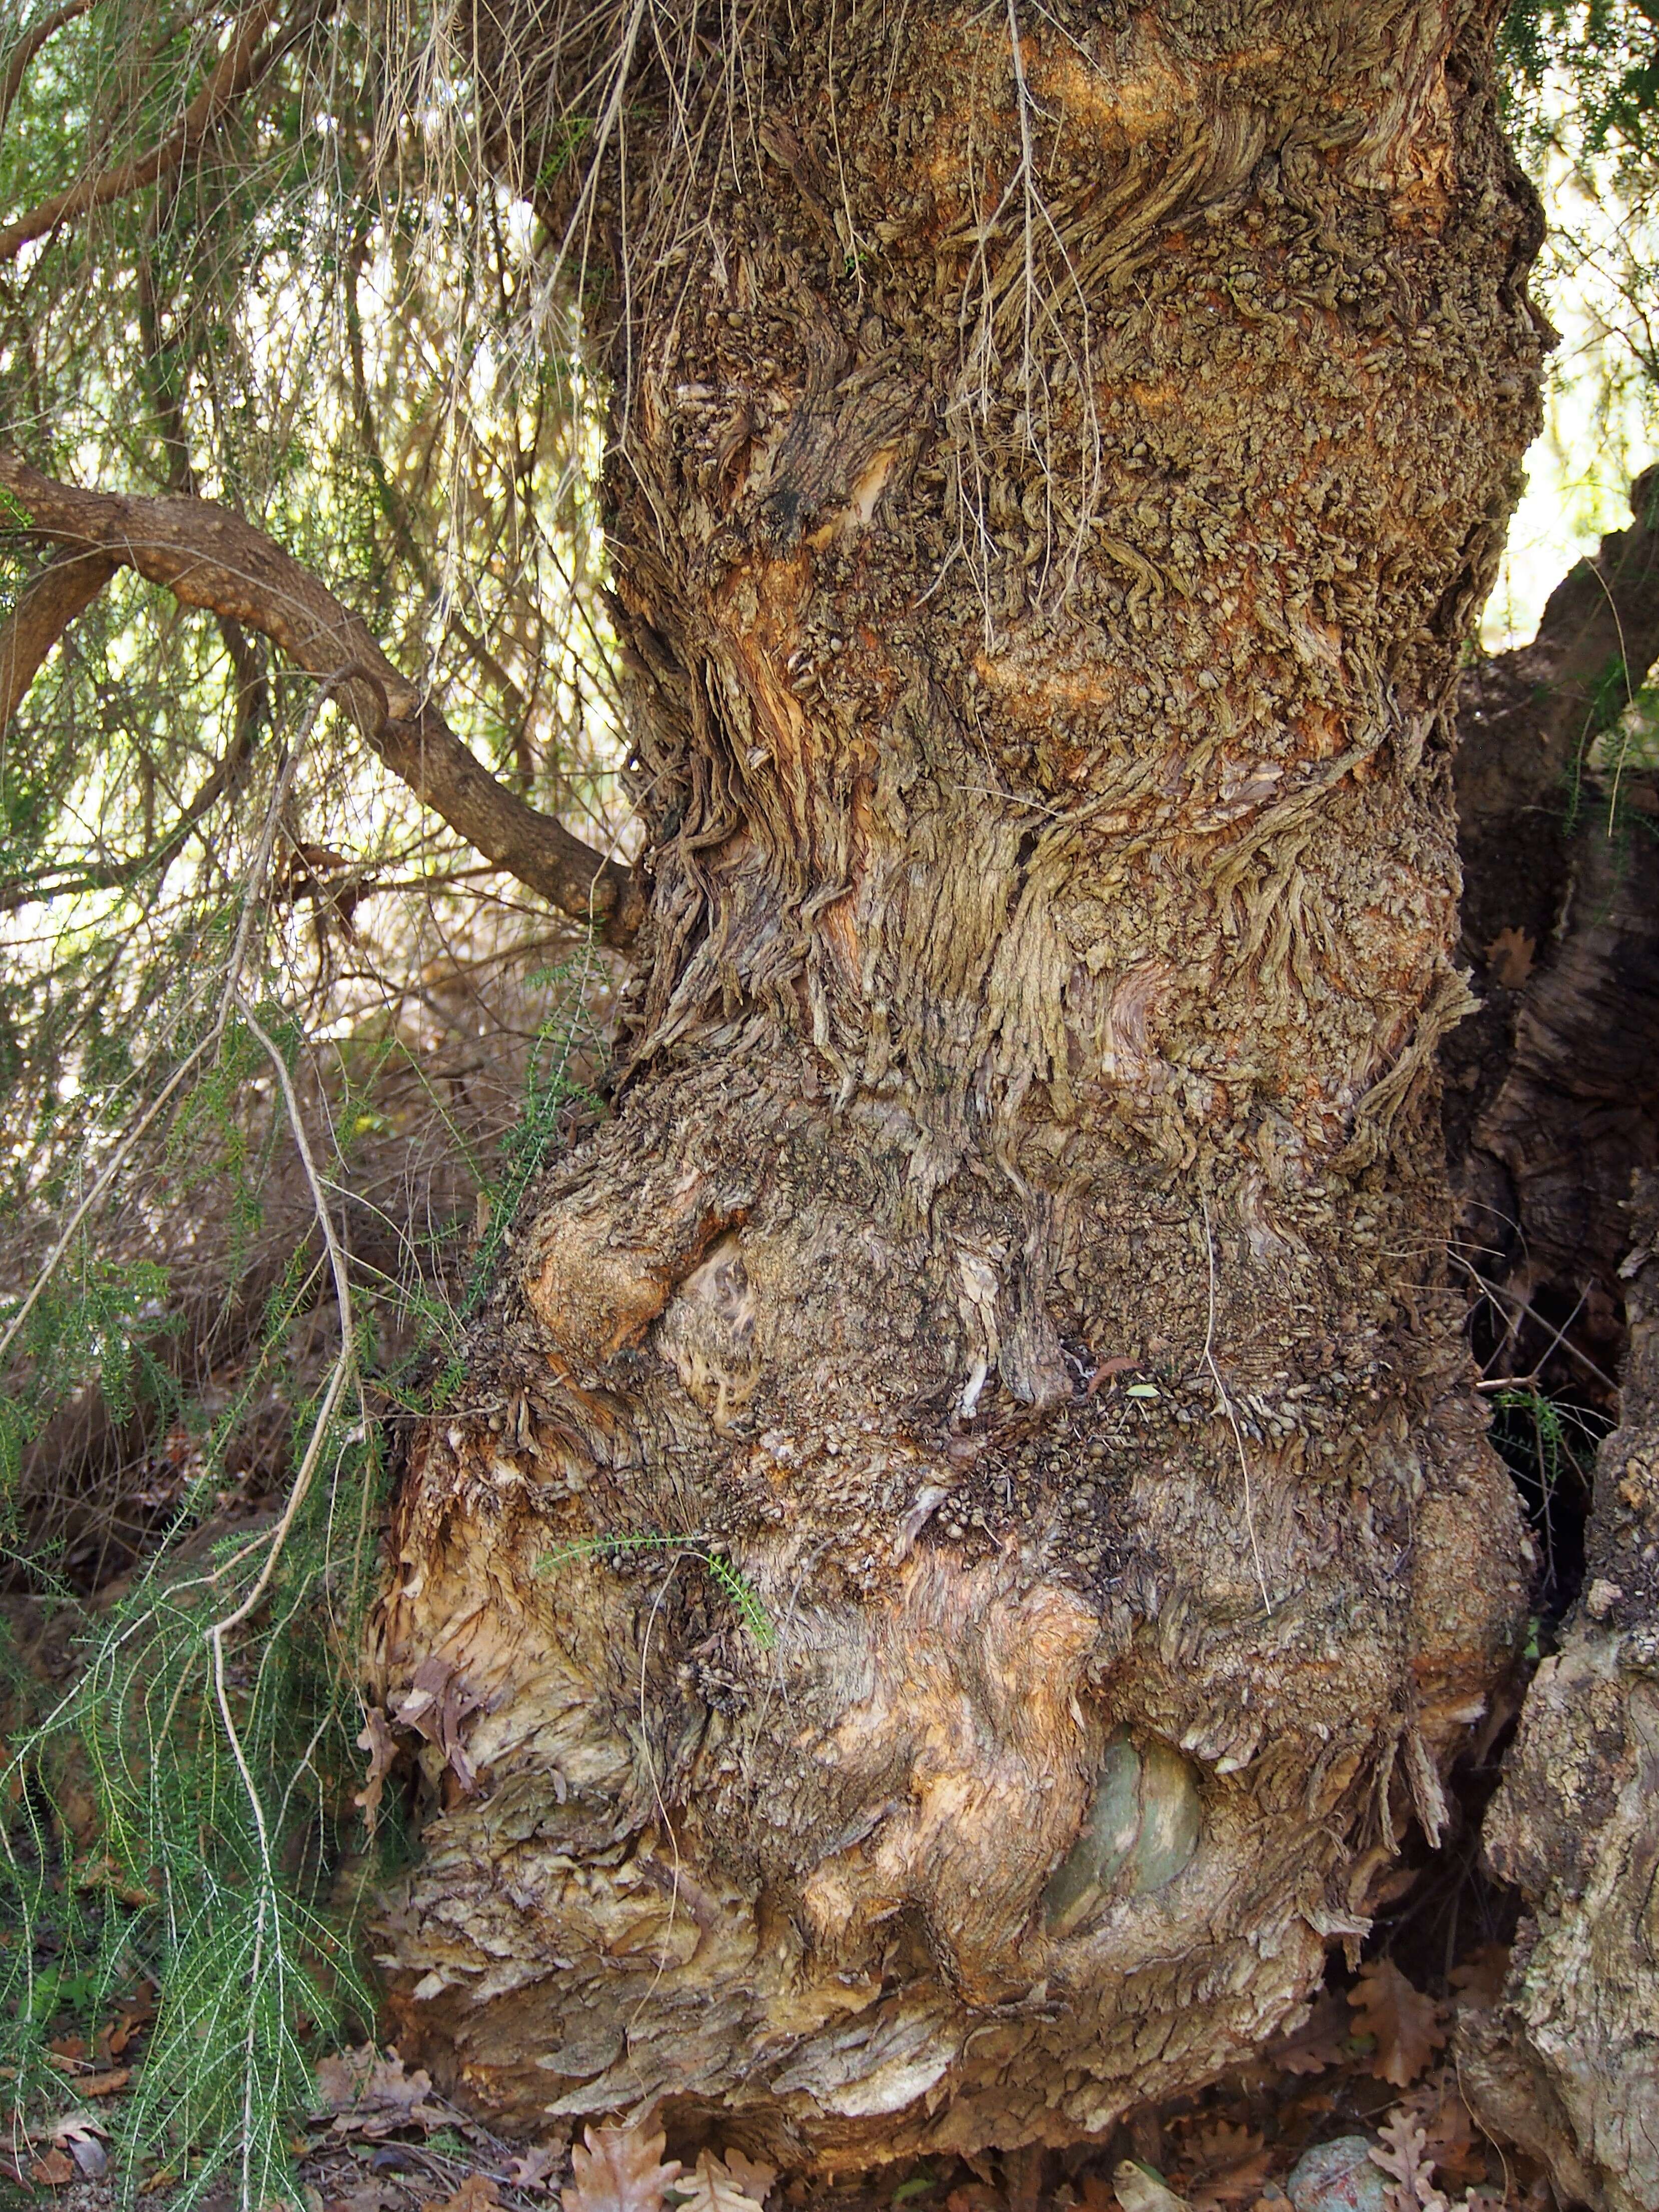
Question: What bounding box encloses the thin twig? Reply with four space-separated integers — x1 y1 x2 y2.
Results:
1455 1253 1618 1393
207 993 358 2211
0 668 352 1372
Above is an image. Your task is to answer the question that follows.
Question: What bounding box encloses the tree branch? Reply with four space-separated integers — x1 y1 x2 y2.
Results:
0 706 257 911
0 0 314 265
0 453 642 942
1458 465 1659 843
0 544 118 735
0 0 99 138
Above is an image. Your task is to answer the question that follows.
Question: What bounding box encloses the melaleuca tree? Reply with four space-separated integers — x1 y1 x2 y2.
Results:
3 3 1658 2208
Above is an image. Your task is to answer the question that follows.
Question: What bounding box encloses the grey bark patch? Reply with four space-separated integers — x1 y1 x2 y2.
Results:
1042 1731 1200 1935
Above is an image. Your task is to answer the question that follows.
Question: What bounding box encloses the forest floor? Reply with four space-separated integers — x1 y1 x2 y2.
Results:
8 1888 1550 2212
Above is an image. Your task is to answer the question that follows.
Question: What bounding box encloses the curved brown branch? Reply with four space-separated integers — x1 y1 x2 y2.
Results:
0 0 99 138
0 453 642 942
0 0 317 265
0 544 118 735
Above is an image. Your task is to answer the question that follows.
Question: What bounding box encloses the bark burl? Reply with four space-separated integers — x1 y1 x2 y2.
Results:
370 2 1545 2165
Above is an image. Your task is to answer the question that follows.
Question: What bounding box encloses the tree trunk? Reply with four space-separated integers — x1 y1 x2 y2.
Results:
1457 1177 1659 2212
1443 489 1659 2212
1448 471 1659 1418
369 3 1545 2166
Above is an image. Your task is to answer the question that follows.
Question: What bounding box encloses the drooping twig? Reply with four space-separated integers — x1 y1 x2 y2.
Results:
0 0 98 136
0 0 319 263
0 545 118 735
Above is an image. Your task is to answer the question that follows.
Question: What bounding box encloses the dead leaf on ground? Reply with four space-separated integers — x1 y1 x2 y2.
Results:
1187 2124 1263 2173
674 2149 776 2212
1448 1944 1510 2013
946 2187 1006 2212
103 1981 157 2060
1485 927 1535 990
1183 2125 1270 2212
1370 2111 1447 2212
79 2067 131 2096
34 2111 110 2180
434 2178 500 2212
561 2114 682 2212
1348 1959 1446 2087
30 2149 76 2186
312 2043 462 2140
506 2144 568 2194
1401 2070 1485 2190
1261 1992 1350 2076
1189 2161 1272 2212
1113 2161 1192 2212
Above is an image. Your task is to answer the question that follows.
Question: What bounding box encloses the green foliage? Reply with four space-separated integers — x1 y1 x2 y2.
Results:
463 954 604 1317
0 1396 390 2205
537 1532 776 1651
0 896 607 2200
1500 2 1659 156
1489 1384 1603 1622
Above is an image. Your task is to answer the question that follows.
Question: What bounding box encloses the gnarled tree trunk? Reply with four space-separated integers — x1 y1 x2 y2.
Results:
369 2 1544 2167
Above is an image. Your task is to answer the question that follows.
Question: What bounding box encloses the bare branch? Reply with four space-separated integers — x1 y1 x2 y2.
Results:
0 0 99 138
0 452 642 941
0 688 259 911
0 0 318 265
0 543 117 735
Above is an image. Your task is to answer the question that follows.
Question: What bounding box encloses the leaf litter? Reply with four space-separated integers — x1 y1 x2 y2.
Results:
4 1954 1549 2212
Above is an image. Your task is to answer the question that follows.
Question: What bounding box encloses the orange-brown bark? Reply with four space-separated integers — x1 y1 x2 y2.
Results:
369 0 1544 2168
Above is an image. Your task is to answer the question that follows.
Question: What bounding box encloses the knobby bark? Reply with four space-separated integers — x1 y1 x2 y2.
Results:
369 1 1545 2166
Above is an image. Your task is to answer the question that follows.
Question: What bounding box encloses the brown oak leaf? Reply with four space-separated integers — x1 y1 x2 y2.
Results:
673 2149 777 2212
1261 1992 1350 2076
1349 1960 1446 2087
1448 1944 1510 2013
313 2043 456 2138
561 2114 682 2212
1369 2111 1448 2212
1400 2070 1484 2190
434 2179 499 2212
1182 2123 1270 2212
30 2149 76 2186
506 2144 567 2193
1485 926 1535 989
